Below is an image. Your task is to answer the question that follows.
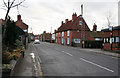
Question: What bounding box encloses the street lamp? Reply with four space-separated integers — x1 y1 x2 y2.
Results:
109 26 113 51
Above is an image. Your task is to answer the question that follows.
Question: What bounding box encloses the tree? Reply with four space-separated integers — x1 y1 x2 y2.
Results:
4 19 19 47
2 0 25 39
106 11 113 27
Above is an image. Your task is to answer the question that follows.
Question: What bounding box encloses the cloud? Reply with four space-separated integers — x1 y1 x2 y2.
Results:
0 0 118 34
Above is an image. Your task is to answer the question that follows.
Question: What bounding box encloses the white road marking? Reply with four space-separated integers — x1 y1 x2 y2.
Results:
61 51 73 56
80 58 114 72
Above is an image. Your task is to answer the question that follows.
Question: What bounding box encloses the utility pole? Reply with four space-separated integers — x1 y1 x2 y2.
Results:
50 26 52 43
80 4 85 48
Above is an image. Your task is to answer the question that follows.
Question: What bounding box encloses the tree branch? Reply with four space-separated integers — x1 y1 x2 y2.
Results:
11 0 25 8
0 8 7 11
9 0 15 8
3 0 8 8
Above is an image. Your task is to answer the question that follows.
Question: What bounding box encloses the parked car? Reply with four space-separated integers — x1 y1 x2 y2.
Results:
34 39 40 44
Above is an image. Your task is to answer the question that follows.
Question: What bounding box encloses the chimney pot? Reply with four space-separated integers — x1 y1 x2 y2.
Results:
93 23 97 31
65 19 68 23
72 13 77 20
61 21 64 25
17 15 21 21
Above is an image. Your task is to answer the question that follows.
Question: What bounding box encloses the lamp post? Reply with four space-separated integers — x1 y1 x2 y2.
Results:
109 26 113 51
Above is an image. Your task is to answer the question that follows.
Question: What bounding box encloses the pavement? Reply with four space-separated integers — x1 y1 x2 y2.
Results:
73 47 120 58
11 43 42 78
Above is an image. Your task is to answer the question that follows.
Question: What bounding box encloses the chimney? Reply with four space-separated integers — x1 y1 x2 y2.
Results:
81 4 83 16
43 31 46 34
72 13 77 20
65 19 68 23
61 21 64 25
17 15 21 21
72 13 75 20
54 30 57 33
93 23 97 31
74 12 77 17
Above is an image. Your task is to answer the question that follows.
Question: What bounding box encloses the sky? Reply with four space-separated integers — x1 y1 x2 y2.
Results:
0 0 119 35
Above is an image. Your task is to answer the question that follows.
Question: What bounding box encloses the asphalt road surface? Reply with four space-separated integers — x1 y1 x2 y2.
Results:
33 42 118 76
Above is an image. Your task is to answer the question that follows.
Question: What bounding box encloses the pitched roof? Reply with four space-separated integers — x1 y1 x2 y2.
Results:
90 31 103 38
101 26 120 32
56 15 90 32
16 25 26 36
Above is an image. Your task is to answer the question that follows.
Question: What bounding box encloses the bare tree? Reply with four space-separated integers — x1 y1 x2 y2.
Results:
2 0 25 39
106 11 113 27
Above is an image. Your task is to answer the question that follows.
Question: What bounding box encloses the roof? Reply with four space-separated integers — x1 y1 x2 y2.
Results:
101 26 120 32
90 31 103 38
56 15 90 32
0 19 4 25
16 25 26 36
28 33 34 36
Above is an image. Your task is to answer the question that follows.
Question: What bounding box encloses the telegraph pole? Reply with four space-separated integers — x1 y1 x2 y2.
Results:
80 4 85 48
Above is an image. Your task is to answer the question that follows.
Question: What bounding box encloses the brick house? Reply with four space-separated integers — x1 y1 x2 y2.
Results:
15 15 28 33
102 26 120 51
15 15 29 48
55 13 103 48
0 19 4 25
41 31 52 42
28 33 35 42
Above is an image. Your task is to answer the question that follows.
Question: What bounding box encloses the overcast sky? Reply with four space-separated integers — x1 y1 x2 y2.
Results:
0 0 119 34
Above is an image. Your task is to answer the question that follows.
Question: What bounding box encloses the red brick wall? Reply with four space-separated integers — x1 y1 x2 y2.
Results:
16 20 28 31
103 29 120 51
104 43 111 50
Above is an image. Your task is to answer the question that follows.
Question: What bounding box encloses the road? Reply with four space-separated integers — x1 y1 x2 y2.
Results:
33 42 118 76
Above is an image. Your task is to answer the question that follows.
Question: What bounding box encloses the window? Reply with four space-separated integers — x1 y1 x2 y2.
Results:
56 39 57 43
116 37 119 42
79 21 82 25
67 30 70 36
62 38 64 44
56 33 58 37
112 37 114 43
62 32 64 37
74 39 80 43
67 38 69 44
59 32 60 36
95 38 100 41
106 38 109 42
104 38 105 43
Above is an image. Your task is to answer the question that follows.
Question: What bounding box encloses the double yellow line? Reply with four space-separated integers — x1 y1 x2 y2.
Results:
32 44 43 77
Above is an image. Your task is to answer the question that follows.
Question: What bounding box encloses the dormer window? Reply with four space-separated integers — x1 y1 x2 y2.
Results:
79 21 82 25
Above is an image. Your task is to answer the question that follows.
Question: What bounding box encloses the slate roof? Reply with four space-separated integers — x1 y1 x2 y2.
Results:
56 15 90 32
90 31 103 38
101 26 120 32
16 25 26 36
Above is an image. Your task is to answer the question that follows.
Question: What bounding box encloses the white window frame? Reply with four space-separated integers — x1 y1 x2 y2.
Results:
67 30 70 36
106 38 108 42
56 38 57 43
59 32 60 36
116 37 119 42
62 38 64 44
56 33 58 37
62 32 64 37
112 37 114 43
79 21 82 25
104 38 105 43
67 38 69 44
